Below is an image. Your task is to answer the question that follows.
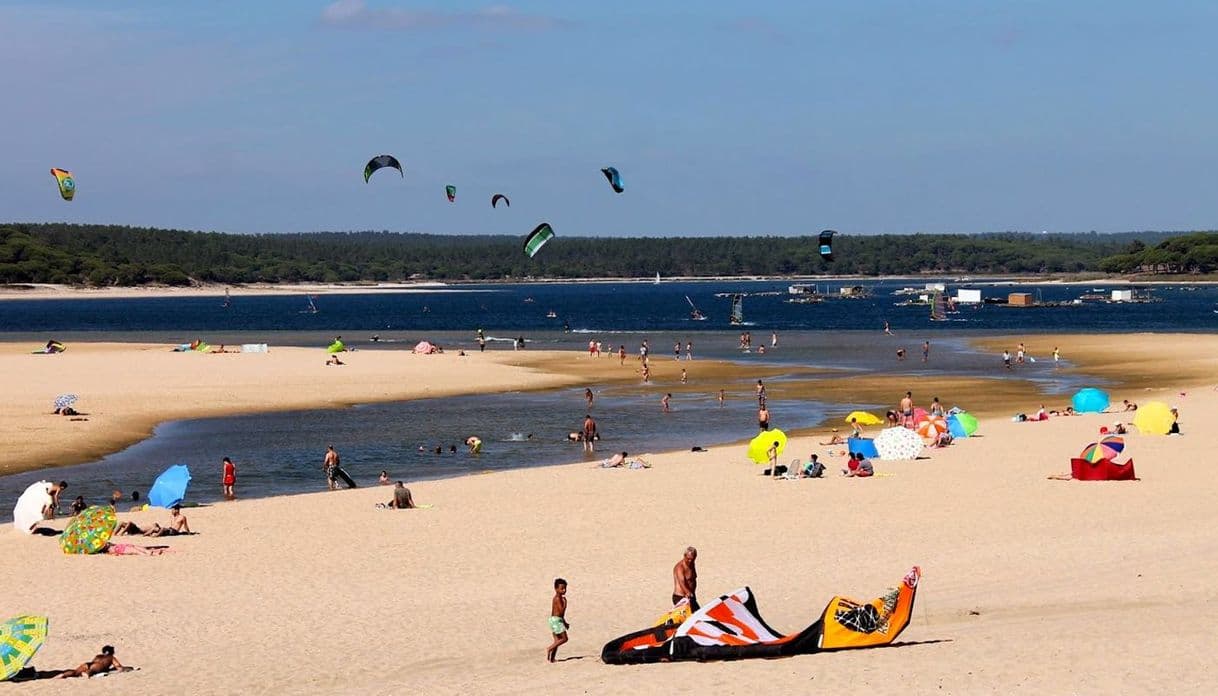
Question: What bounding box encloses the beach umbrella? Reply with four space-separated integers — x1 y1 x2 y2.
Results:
59 505 117 555
916 415 949 443
148 464 191 508
844 411 882 426
1080 436 1125 464
911 408 929 425
954 412 979 436
0 615 48 682
1071 388 1110 414
52 394 77 411
747 429 788 464
1132 401 1174 435
874 427 923 460
11 482 51 535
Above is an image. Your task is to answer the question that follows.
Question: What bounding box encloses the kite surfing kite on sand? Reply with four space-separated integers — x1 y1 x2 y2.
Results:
602 566 921 663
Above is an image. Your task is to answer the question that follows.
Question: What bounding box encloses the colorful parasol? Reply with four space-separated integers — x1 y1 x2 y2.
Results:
747 429 788 464
874 427 923 460
844 411 883 426
0 615 48 682
59 505 117 555
916 415 949 443
1080 436 1124 463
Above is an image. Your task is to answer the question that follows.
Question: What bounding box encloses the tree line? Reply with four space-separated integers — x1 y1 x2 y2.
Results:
0 222 1200 286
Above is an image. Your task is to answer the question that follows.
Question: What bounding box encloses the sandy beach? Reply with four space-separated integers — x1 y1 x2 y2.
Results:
2 333 1216 694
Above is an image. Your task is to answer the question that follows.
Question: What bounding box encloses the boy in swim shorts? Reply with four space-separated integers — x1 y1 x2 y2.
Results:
546 578 570 663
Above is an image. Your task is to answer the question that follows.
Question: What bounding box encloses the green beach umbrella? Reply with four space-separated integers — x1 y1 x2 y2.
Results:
59 505 117 555
954 412 978 436
0 615 48 681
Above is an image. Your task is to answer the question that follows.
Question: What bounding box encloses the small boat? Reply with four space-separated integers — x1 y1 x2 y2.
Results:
523 297 535 303
685 296 706 321
729 294 744 325
546 310 558 319
299 295 319 314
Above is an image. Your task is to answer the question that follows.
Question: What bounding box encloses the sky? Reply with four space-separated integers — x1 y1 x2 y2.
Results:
2 0 1216 237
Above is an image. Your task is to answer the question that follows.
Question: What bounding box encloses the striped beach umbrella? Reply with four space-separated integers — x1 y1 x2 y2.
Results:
59 505 117 555
0 615 48 681
916 415 949 443
1080 436 1124 463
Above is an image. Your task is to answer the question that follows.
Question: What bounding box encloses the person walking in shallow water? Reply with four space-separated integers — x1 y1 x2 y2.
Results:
582 415 597 453
221 456 236 501
323 445 340 490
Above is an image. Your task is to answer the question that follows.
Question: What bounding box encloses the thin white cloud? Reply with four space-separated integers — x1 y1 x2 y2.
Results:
320 1 565 31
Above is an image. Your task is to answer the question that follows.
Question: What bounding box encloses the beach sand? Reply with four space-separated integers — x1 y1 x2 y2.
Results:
3 334 1216 693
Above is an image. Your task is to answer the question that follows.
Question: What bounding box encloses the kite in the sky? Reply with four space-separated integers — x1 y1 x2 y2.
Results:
446 185 456 203
523 223 554 258
50 168 75 201
602 566 921 664
601 166 624 193
819 230 836 262
363 155 403 183
491 194 510 208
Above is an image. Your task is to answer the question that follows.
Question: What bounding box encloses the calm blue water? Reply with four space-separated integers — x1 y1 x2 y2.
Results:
3 279 1213 519
1 279 1215 337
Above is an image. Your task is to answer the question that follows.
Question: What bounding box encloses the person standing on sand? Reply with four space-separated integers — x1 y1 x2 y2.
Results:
662 393 672 413
1017 343 1026 364
221 456 236 501
1002 350 1012 370
641 363 651 383
582 415 597 453
685 341 693 361
674 341 681 360
680 369 687 384
546 578 570 663
619 345 626 365
323 445 340 490
673 547 699 610
767 441 780 479
899 392 914 428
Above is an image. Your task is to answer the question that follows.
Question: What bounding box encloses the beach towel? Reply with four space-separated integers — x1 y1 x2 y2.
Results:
240 343 269 353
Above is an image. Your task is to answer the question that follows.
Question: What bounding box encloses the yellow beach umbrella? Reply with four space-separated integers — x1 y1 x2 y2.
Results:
1132 401 1174 435
747 429 788 464
844 411 883 426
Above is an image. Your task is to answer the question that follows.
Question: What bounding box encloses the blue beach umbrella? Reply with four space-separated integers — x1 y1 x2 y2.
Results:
148 464 191 508
1071 388 1110 414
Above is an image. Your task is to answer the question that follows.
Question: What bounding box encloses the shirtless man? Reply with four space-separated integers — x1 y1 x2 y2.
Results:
389 481 415 509
323 445 340 490
144 505 191 537
672 547 699 610
582 415 597 453
54 645 128 679
758 405 770 431
899 391 914 428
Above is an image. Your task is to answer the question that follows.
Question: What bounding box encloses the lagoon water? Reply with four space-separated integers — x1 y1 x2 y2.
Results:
2 279 1212 516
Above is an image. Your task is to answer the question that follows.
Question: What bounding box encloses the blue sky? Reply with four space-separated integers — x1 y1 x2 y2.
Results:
2 1 1216 236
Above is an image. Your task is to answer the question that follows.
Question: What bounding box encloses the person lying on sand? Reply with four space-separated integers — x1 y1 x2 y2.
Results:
104 543 170 556
53 645 132 679
114 521 144 536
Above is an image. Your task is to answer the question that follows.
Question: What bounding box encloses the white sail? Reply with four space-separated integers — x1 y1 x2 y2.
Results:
729 294 744 324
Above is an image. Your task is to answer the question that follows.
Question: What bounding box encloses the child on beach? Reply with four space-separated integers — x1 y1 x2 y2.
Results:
546 578 570 663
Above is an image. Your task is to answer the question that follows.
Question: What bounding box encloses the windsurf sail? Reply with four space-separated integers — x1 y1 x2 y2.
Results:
302 295 319 314
729 294 744 325
222 288 231 308
686 295 706 320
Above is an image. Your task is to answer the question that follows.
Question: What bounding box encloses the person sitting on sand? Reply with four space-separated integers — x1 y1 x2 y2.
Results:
143 505 191 537
1112 421 1128 435
1122 399 1138 412
820 429 846 446
1169 408 1180 435
843 453 874 478
53 645 131 679
389 481 416 509
325 354 344 366
1034 404 1049 421
601 451 628 468
69 496 87 516
800 454 825 478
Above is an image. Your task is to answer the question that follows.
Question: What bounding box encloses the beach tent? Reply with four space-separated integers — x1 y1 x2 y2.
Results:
1070 458 1137 481
413 341 438 354
846 437 879 459
1071 388 1110 414
11 482 52 534
602 567 921 664
874 427 922 460
148 464 191 508
1132 401 1174 435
